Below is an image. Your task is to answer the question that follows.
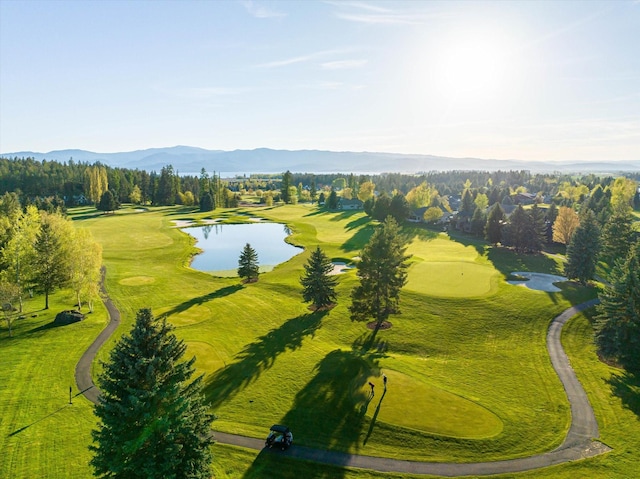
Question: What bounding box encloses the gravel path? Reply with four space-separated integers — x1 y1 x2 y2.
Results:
76 275 610 476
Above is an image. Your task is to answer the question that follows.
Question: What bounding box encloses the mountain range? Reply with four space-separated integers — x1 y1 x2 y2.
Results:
3 146 639 175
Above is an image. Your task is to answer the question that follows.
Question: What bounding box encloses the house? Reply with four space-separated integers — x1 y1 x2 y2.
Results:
513 192 537 205
409 206 452 224
338 198 363 210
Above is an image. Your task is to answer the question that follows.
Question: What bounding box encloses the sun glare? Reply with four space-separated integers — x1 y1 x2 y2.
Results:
433 28 512 104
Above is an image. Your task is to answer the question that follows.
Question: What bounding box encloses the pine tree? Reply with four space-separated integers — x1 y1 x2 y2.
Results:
564 209 600 284
595 241 640 371
300 247 338 310
281 170 292 204
90 308 214 478
470 207 486 237
350 217 410 334
97 190 118 213
389 193 410 223
525 203 546 253
484 203 505 244
32 213 71 309
600 213 634 267
237 243 259 282
502 205 529 253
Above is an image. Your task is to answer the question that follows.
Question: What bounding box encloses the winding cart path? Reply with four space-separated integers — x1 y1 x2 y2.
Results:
76 278 610 476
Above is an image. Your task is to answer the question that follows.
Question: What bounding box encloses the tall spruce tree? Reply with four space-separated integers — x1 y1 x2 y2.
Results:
600 212 634 267
300 247 338 310
525 203 547 253
237 243 259 282
502 204 529 253
90 308 214 478
350 216 410 334
595 241 640 371
484 203 505 244
32 213 71 309
564 209 600 284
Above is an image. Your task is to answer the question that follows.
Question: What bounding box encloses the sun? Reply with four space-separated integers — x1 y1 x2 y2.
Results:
432 28 512 104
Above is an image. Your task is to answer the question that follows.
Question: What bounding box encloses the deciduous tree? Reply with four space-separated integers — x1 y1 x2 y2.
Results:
90 308 214 478
552 206 580 245
69 228 103 312
300 247 338 310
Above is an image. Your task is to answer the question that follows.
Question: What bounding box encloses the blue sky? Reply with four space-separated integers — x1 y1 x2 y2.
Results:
1 0 638 162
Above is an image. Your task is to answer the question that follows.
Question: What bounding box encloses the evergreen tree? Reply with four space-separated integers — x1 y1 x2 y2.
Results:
600 213 634 267
350 217 410 334
90 308 214 478
595 241 640 371
372 193 391 221
502 205 529 253
237 243 259 282
300 247 338 310
525 203 546 253
310 178 317 203
281 170 292 204
326 189 339 210
199 191 214 212
389 192 410 223
564 209 600 285
97 190 118 213
32 213 71 309
484 203 505 244
460 189 474 214
470 207 486 237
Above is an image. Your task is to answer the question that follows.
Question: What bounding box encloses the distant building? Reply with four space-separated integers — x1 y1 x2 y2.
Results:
513 192 536 205
338 198 363 210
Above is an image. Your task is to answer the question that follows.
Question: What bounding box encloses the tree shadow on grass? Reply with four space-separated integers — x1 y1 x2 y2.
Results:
487 245 562 278
400 223 439 243
446 230 488 256
243 349 379 479
340 224 376 253
345 215 370 231
279 349 376 451
163 284 243 317
608 370 640 418
204 311 326 409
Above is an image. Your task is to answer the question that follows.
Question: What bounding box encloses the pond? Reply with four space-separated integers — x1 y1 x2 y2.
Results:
182 223 302 275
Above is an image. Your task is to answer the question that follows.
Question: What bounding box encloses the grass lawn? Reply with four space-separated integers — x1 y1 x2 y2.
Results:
1 203 638 478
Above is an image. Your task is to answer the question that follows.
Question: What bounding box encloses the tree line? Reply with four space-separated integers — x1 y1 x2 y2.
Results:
0 192 102 335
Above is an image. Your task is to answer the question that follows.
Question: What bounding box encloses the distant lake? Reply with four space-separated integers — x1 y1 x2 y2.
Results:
183 223 302 275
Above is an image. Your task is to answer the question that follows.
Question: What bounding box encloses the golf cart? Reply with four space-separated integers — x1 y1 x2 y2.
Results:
265 424 293 450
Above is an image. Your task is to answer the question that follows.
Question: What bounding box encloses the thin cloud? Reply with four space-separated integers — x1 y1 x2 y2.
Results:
254 49 352 68
240 1 286 19
321 59 368 70
330 2 451 25
323 1 392 14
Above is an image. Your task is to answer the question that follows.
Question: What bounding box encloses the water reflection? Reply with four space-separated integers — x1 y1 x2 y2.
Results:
183 223 302 274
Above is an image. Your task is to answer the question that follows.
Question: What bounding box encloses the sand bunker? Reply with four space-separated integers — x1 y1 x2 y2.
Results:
328 262 355 275
508 272 568 293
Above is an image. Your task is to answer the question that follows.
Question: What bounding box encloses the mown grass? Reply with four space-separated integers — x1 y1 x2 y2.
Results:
1 203 637 478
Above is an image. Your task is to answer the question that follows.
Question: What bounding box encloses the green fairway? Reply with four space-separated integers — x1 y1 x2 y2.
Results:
2 203 638 478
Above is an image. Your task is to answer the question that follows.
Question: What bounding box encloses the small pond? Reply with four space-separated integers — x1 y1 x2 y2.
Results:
183 223 302 275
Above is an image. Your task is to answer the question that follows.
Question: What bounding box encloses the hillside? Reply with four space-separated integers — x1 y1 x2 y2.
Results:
3 146 639 175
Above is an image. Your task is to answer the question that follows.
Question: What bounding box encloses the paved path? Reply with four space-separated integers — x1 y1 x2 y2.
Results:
76 278 610 476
